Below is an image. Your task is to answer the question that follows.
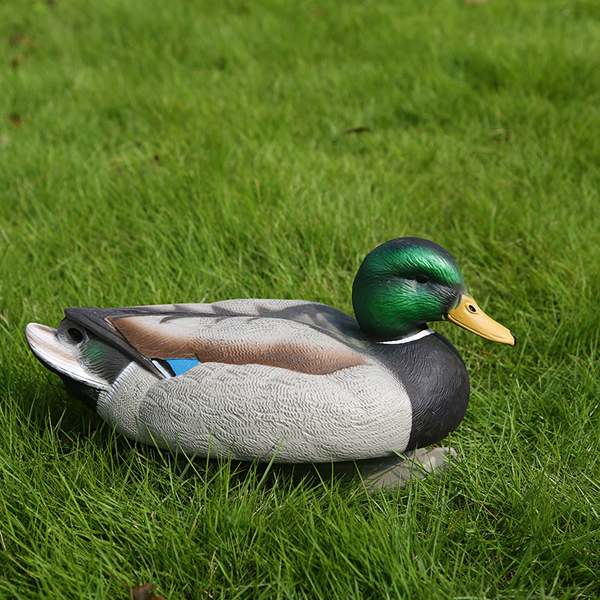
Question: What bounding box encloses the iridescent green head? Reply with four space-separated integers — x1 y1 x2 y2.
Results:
352 237 516 345
352 238 467 341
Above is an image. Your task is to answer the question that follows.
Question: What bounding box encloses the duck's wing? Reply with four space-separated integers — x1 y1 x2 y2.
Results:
64 299 368 377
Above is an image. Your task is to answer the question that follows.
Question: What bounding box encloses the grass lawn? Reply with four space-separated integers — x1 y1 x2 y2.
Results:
2 0 600 597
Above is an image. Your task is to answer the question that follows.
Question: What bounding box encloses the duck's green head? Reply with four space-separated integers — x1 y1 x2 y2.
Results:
352 237 516 345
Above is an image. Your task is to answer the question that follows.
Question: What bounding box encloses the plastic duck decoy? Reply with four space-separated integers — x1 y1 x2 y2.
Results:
25 238 515 468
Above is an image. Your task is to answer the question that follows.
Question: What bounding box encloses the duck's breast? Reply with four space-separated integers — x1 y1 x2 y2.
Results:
372 332 470 450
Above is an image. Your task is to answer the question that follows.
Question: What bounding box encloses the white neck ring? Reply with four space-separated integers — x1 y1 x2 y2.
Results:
376 328 435 345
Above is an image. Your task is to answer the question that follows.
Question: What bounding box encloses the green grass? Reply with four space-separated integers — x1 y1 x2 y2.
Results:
1 0 600 597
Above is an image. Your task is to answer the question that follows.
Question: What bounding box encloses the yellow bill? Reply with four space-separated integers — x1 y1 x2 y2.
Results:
447 295 517 346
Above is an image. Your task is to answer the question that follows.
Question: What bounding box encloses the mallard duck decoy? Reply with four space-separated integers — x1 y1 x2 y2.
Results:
25 237 515 464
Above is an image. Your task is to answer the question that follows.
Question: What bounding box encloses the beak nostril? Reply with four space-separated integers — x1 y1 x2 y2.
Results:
467 305 477 313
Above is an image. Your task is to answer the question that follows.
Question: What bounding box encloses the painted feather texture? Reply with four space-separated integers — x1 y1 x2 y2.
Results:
99 360 413 463
111 315 367 374
87 299 413 462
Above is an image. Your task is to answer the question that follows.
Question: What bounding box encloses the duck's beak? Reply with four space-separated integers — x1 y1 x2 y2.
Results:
447 295 516 346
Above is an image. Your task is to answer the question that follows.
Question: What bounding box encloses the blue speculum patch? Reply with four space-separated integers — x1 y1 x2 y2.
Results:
166 358 200 376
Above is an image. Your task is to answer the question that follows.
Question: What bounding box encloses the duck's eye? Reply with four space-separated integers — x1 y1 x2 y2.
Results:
416 275 428 284
66 327 84 345
467 304 477 313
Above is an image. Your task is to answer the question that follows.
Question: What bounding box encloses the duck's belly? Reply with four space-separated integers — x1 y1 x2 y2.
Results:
97 361 412 463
